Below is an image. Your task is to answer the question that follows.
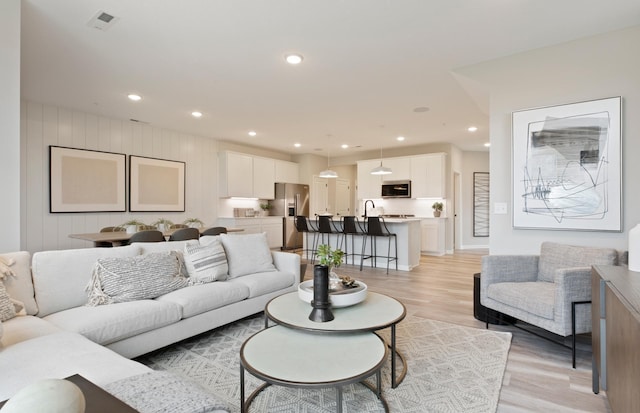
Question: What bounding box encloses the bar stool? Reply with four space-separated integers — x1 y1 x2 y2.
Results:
317 215 341 251
360 216 398 274
339 216 365 266
295 216 319 263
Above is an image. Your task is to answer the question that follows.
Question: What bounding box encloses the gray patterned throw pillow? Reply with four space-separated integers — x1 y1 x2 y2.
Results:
86 251 188 306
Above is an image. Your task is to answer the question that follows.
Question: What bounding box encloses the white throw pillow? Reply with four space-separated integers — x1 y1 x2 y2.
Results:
183 240 228 284
86 251 188 306
220 233 276 278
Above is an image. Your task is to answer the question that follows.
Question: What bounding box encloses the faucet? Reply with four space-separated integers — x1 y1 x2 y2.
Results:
363 200 376 219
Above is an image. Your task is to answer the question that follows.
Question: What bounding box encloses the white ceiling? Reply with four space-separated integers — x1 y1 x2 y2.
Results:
20 0 640 155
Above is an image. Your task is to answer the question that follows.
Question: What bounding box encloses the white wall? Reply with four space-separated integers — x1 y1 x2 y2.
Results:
458 25 640 254
0 0 21 252
21 101 218 253
460 151 490 249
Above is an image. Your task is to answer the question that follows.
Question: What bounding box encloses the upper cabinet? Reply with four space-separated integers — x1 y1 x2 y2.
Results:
411 153 446 198
219 152 296 199
253 157 275 199
357 159 383 200
381 157 411 181
219 152 253 198
275 160 300 183
357 152 446 200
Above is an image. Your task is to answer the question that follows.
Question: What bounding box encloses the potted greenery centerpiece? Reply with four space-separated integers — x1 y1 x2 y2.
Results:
316 244 345 290
259 203 273 217
120 219 146 234
183 217 205 228
151 218 174 232
432 202 443 218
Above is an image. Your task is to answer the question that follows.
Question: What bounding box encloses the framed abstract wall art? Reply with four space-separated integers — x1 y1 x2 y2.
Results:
129 155 185 212
512 96 622 231
473 172 490 237
49 146 126 213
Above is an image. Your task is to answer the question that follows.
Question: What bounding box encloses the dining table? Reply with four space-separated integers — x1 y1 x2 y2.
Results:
69 227 244 247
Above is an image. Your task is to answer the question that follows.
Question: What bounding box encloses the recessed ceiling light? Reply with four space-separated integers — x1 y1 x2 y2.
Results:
248 131 257 137
396 136 405 141
341 144 349 149
127 94 142 101
468 126 478 132
191 111 202 118
294 143 301 148
285 53 303 65
484 142 490 147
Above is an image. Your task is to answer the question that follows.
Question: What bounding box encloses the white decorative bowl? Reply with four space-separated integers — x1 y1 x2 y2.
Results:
298 279 368 308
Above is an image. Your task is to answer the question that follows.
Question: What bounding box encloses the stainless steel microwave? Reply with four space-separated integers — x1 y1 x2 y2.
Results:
381 180 411 198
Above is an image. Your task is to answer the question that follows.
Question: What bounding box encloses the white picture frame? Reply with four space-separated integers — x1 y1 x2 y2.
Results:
512 96 622 232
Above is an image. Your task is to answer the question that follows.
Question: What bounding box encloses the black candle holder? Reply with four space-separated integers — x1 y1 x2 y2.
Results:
309 265 334 322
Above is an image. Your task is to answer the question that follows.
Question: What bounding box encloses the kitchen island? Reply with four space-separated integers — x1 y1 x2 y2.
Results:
305 217 421 272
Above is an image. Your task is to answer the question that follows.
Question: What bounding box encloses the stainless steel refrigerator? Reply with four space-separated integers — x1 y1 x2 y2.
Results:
271 183 309 250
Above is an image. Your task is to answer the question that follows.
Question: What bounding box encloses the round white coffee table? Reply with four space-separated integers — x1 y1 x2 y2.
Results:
264 291 407 388
240 326 389 413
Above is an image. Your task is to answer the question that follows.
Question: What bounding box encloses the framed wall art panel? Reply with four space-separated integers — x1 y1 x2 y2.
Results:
129 155 185 212
473 172 490 237
512 96 622 231
49 146 126 213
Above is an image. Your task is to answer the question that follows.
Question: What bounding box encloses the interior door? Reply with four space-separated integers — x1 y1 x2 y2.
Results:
312 176 329 216
335 178 351 216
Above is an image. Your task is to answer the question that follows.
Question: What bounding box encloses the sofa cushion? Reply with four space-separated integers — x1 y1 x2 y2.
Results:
43 300 182 345
86 251 189 306
183 240 228 284
156 281 249 318
0 331 151 401
0 252 37 315
538 242 618 283
487 281 555 320
0 315 63 347
220 233 276 278
227 271 296 298
32 245 141 317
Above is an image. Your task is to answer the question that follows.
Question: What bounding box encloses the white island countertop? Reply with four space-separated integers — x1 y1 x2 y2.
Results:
307 217 421 272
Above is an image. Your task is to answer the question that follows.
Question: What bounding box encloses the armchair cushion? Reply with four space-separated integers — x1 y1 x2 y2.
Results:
538 242 618 282
487 281 555 320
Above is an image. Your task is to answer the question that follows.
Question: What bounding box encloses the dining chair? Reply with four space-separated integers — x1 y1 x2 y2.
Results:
201 227 227 236
94 226 126 247
170 224 188 229
168 227 200 241
126 230 166 245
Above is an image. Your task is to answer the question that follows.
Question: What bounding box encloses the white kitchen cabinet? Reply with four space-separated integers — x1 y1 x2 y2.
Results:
216 217 283 249
253 157 275 199
421 218 445 256
411 153 446 198
219 152 283 199
381 157 411 181
219 152 253 198
357 159 383 200
275 160 299 183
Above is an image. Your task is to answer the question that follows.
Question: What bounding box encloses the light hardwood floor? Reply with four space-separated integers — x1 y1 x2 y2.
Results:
301 249 612 413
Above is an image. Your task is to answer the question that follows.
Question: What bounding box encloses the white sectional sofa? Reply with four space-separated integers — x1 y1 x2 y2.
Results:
0 233 300 409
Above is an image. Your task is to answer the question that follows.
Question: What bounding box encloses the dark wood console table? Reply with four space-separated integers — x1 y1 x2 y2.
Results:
592 265 640 412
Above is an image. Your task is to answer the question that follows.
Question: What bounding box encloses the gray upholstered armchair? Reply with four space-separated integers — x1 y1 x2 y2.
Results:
480 242 618 365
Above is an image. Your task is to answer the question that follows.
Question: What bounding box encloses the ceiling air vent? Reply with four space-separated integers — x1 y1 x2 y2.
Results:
87 11 119 31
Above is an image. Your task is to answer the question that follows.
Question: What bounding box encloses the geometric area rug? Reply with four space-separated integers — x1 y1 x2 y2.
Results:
137 314 512 413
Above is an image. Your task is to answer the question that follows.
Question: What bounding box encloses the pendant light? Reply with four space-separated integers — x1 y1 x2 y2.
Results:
319 141 338 178
370 146 392 175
